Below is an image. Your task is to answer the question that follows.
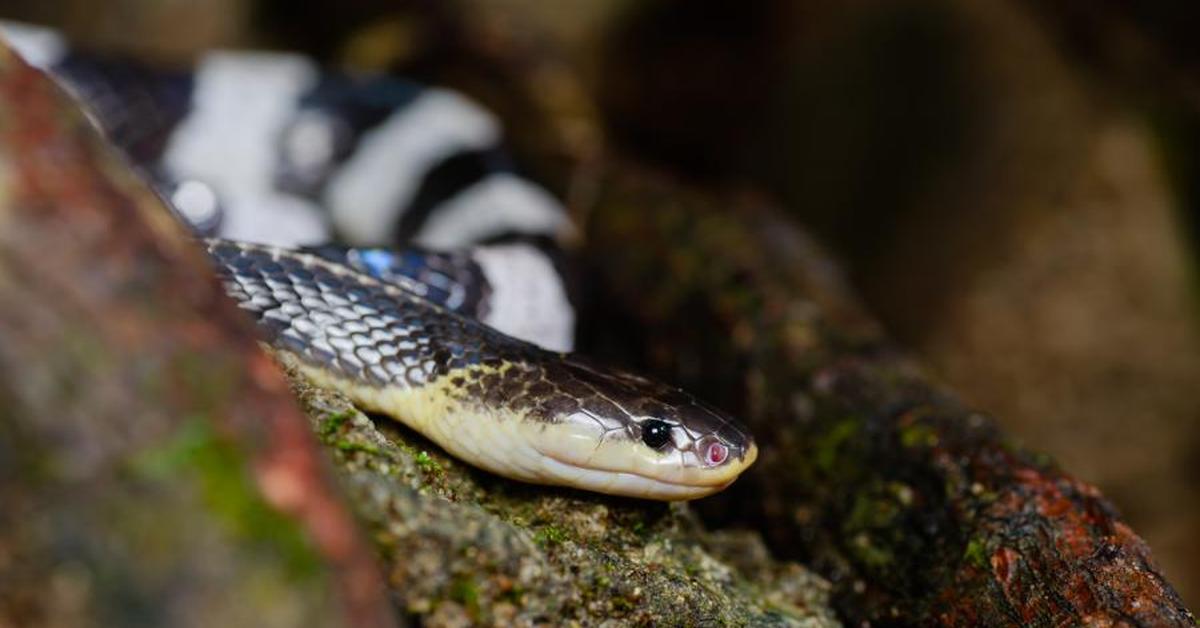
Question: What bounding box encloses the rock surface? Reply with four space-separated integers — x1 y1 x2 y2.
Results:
281 354 841 627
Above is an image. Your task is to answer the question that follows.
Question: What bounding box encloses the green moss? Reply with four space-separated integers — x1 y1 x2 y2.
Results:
963 538 989 570
280 355 840 626
316 409 353 440
846 493 900 530
129 417 322 579
499 583 525 604
839 482 911 570
814 419 860 473
611 595 635 613
449 576 481 618
414 450 442 475
130 416 213 478
335 440 382 456
899 423 939 449
534 525 568 546
848 532 894 569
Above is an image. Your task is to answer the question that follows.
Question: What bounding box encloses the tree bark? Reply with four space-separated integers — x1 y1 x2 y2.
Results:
580 174 1196 626
0 43 397 628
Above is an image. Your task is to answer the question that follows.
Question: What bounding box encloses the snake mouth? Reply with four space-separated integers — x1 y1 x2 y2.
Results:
537 446 757 500
530 421 759 500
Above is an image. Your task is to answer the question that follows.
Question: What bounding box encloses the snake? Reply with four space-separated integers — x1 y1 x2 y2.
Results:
207 239 757 500
2 21 758 499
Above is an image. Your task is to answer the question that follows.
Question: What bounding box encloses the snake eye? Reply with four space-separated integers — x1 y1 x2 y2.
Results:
640 420 672 450
699 437 729 466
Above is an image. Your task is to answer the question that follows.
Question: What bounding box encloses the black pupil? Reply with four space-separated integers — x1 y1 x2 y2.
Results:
641 420 672 449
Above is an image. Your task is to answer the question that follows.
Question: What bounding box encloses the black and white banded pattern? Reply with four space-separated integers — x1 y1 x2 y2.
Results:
2 20 577 351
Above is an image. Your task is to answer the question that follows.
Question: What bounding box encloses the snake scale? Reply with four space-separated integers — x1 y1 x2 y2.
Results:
3 21 758 499
209 240 756 499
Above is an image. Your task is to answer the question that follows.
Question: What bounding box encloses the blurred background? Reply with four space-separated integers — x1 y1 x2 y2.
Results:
2 0 1196 607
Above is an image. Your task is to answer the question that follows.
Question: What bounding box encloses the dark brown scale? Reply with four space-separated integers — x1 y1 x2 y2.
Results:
538 395 580 418
501 365 529 381
635 400 672 418
554 376 596 400
581 397 625 421
525 379 554 398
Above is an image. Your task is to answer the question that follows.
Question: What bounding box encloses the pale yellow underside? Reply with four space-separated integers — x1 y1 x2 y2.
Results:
284 353 755 500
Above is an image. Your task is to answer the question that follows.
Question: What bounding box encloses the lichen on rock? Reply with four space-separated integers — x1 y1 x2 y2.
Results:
277 354 840 626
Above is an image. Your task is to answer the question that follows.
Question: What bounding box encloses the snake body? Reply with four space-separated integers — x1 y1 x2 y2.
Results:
209 240 756 500
2 21 758 499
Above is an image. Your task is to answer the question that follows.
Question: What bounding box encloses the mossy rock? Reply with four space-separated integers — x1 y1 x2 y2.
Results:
279 354 840 626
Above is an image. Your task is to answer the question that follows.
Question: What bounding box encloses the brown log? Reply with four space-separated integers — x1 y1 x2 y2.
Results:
580 174 1197 626
0 42 398 628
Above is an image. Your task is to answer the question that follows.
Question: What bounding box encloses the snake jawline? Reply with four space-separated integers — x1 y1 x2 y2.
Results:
281 351 753 500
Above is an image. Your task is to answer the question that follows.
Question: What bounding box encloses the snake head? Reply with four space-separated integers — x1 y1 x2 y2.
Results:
524 358 758 501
